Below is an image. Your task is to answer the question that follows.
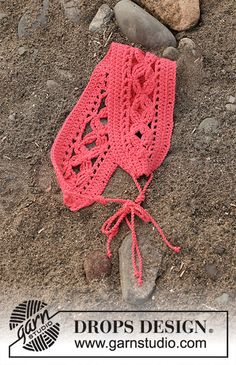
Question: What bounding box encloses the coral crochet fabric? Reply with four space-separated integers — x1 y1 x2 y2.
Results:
51 42 180 285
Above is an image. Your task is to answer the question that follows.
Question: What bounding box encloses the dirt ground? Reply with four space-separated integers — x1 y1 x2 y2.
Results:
0 0 235 314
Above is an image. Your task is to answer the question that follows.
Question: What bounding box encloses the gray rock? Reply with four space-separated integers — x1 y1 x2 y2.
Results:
178 37 196 56
226 103 236 112
89 4 113 32
61 0 80 24
18 46 27 56
114 0 176 49
18 0 49 38
33 0 49 29
215 293 229 305
228 95 236 104
119 233 163 305
57 68 73 80
205 263 218 281
18 13 29 38
198 118 219 134
178 37 196 50
162 46 179 61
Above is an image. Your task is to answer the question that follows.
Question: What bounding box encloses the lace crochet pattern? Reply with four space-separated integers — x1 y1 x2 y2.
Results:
51 42 180 285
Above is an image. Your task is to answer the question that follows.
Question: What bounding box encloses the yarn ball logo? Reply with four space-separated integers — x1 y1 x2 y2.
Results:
9 300 60 352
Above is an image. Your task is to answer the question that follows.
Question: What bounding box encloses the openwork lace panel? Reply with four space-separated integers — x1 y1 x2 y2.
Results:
51 43 180 285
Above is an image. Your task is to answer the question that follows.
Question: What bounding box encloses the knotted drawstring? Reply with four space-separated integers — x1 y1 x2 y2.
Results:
97 174 181 286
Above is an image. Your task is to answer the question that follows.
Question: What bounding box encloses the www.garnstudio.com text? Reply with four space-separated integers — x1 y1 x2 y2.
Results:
74 337 207 351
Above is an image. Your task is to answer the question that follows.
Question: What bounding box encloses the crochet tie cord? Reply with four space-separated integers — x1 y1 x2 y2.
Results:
51 42 180 285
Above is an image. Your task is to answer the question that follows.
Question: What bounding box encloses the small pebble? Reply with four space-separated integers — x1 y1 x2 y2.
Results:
198 117 219 134
89 4 113 32
205 263 218 281
61 0 80 24
18 46 27 56
228 95 236 104
31 48 39 62
215 293 229 305
18 0 49 38
18 14 29 38
57 69 73 80
225 103 236 112
9 113 17 121
178 37 196 55
0 12 7 21
38 0 49 28
46 79 59 90
84 250 112 281
162 46 179 61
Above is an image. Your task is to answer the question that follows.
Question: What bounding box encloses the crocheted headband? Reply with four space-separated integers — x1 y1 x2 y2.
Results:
51 42 180 285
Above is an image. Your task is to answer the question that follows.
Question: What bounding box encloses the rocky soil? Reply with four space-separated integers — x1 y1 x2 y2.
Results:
0 0 235 314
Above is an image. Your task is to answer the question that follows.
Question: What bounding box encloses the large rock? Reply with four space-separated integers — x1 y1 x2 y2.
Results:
138 0 200 31
114 0 176 50
119 233 163 304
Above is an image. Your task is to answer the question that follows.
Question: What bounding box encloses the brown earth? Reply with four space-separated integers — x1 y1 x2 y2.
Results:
0 0 235 314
